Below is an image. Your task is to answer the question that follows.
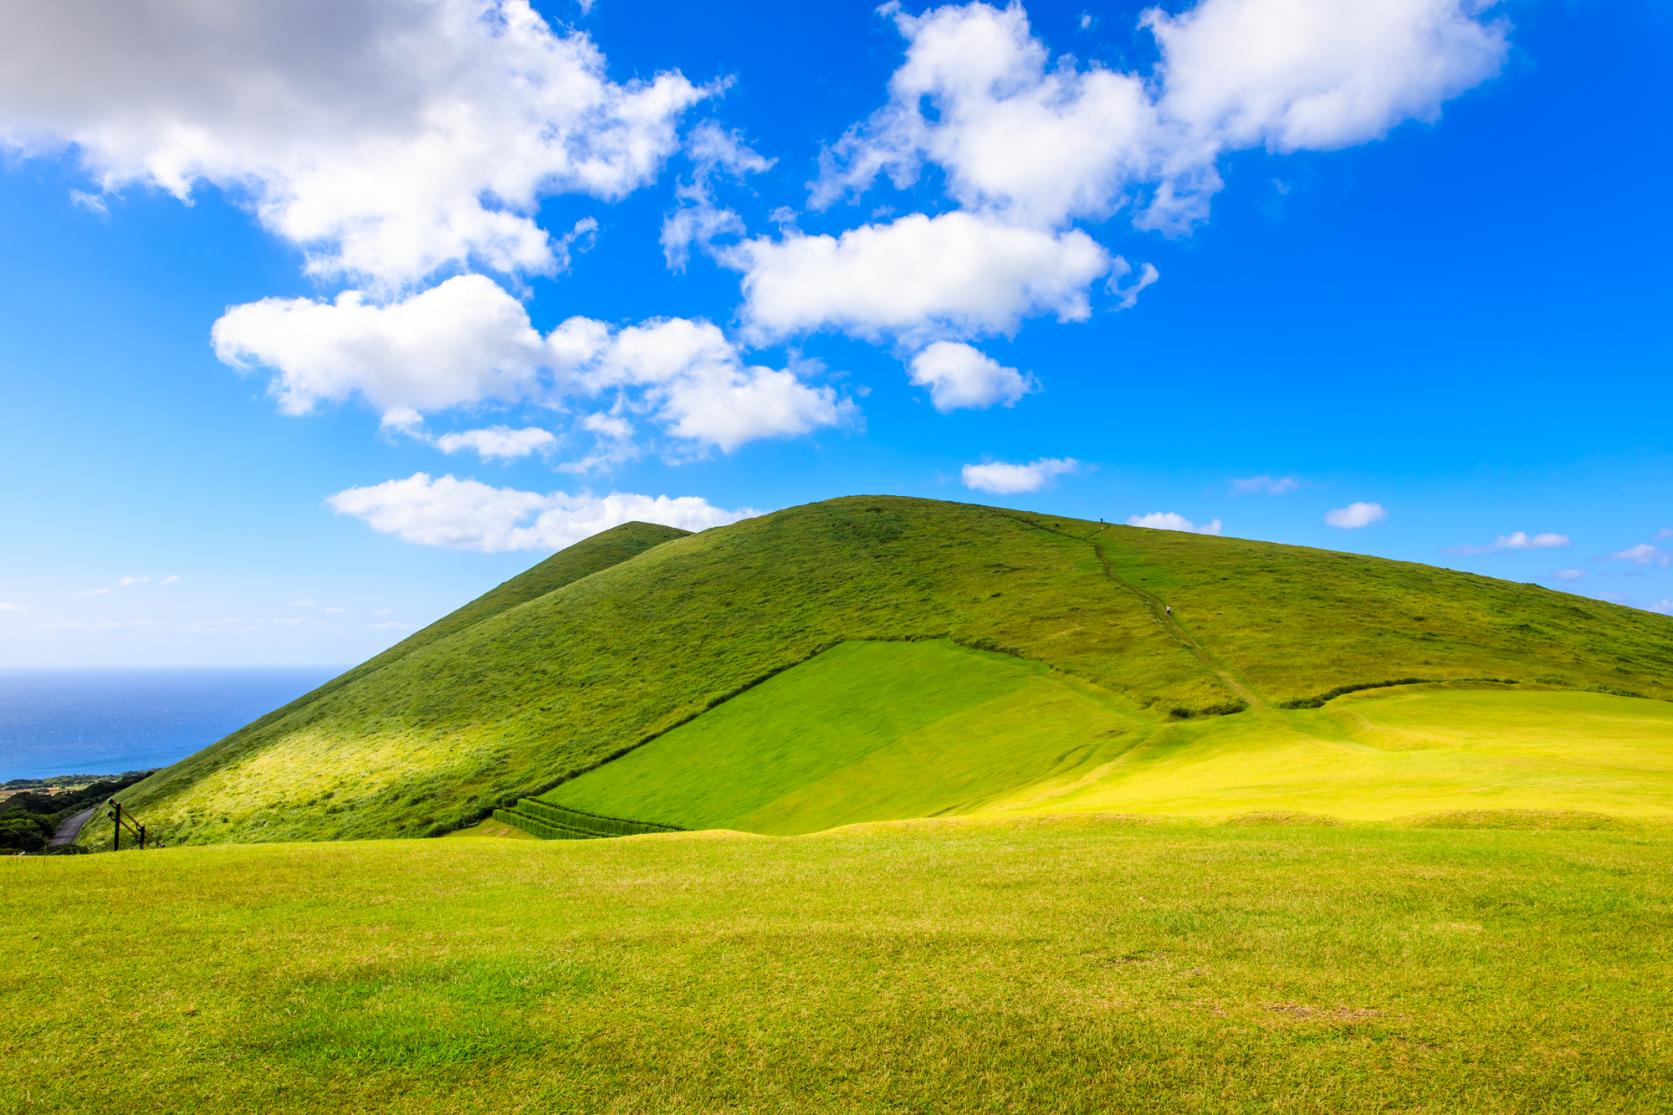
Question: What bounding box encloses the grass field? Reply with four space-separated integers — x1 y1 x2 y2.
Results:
544 640 1673 834
92 497 1673 848
7 818 1671 1112
545 639 1142 833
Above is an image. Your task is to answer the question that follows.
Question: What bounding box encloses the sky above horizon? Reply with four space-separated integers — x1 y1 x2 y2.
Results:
1 0 1669 668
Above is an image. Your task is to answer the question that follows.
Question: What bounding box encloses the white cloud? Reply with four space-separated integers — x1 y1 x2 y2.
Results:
117 575 151 588
1108 259 1161 310
1231 474 1299 496
0 0 708 286
1652 599 1673 616
1658 528 1673 540
434 426 557 461
212 274 548 417
815 3 1157 227
729 211 1112 342
1552 569 1585 582
1447 530 1571 555
909 342 1035 411
0 602 27 616
160 574 181 585
1127 511 1223 535
1148 0 1508 151
661 121 774 271
558 411 640 473
68 188 106 215
327 472 752 552
1325 501 1386 528
559 317 853 452
215 278 848 454
1613 543 1670 567
961 457 1079 494
817 1 1505 232
582 412 633 440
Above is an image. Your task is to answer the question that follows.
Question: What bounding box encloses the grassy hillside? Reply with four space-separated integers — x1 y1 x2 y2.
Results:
546 639 1140 833
97 496 1673 846
11 818 1673 1111
546 642 1673 832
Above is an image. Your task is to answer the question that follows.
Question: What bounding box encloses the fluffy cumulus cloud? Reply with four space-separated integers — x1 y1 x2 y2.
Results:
819 1 1507 232
1149 0 1508 152
433 426 557 461
730 211 1112 341
327 472 752 552
552 316 854 452
213 277 849 454
1127 511 1223 535
909 342 1035 411
815 2 1156 227
961 457 1078 494
1446 530 1571 555
212 275 548 416
0 0 707 287
1325 501 1387 528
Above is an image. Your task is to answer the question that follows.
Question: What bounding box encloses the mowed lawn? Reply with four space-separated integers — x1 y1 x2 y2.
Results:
5 819 1671 1112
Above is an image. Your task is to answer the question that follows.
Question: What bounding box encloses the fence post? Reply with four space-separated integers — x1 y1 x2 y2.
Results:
111 800 120 851
138 824 146 850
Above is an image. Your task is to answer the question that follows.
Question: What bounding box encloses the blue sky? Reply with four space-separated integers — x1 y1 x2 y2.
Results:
0 0 1668 667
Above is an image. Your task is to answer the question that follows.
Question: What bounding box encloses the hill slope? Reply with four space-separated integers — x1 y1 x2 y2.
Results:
98 497 1673 846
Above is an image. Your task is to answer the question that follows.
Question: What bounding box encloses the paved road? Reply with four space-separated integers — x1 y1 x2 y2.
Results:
48 805 98 848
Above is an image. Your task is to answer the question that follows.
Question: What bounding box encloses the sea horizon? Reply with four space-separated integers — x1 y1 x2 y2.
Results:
0 666 344 782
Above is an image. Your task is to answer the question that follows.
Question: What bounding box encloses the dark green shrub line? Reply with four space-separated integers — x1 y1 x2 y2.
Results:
1167 701 1249 720
1278 677 1522 709
512 798 681 837
492 808 593 841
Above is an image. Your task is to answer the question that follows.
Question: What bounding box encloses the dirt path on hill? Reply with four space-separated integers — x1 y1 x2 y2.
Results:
995 512 1269 709
48 806 97 848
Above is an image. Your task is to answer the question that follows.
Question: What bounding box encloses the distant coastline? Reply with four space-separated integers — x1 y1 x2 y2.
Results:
0 667 342 782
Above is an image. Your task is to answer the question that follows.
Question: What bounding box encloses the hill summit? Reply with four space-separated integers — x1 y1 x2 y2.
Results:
98 497 1673 846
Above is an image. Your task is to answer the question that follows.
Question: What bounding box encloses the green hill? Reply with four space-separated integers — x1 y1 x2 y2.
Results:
95 496 1673 847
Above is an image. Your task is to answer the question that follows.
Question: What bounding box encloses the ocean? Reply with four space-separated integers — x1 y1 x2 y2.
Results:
0 668 342 781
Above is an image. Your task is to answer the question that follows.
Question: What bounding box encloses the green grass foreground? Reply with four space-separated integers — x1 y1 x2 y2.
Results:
7 820 1671 1112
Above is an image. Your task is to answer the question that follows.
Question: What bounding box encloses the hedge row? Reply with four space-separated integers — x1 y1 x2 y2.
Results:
512 797 683 837
492 808 593 841
518 800 682 833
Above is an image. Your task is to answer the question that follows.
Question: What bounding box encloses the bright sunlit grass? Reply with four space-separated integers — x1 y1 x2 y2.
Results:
8 817 1672 1112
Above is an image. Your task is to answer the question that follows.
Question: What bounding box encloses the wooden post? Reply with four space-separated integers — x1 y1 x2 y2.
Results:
111 800 120 851
138 824 146 850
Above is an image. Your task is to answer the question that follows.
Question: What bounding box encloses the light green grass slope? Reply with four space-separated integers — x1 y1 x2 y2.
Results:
10 820 1673 1111
547 639 1142 833
100 496 1673 846
1000 686 1673 821
550 643 1673 832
